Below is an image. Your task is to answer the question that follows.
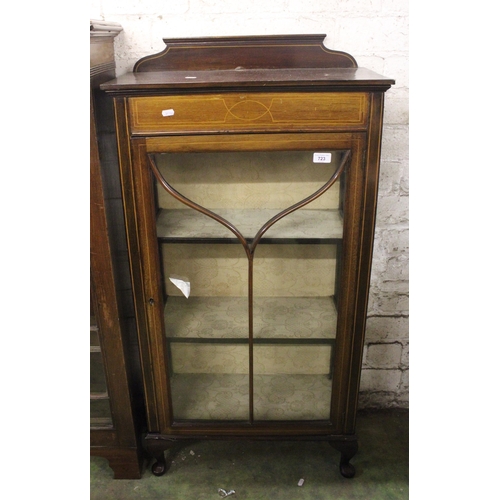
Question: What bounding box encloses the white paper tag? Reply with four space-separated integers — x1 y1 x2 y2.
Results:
313 152 332 163
162 109 175 117
169 275 190 298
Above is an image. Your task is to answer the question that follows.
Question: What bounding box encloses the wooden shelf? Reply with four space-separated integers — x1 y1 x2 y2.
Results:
90 392 110 400
157 208 343 242
90 417 114 428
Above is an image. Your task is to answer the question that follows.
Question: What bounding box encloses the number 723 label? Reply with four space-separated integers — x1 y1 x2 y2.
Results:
313 152 332 163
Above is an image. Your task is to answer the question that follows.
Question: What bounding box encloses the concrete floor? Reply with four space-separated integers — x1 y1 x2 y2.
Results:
90 409 408 500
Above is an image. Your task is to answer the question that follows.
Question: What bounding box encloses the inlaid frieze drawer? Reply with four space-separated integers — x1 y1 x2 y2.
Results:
128 92 369 135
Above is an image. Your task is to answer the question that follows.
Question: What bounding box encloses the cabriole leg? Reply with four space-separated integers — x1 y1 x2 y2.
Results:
329 437 358 478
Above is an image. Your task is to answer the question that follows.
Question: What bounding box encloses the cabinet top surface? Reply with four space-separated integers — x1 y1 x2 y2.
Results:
101 67 394 94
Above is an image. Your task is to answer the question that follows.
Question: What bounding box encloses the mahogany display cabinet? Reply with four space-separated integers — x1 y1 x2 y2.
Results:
101 34 394 478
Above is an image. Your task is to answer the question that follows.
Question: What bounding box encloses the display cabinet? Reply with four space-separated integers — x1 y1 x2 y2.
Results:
101 34 394 478
90 21 145 478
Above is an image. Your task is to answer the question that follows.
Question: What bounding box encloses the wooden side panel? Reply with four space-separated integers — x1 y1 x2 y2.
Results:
342 92 387 434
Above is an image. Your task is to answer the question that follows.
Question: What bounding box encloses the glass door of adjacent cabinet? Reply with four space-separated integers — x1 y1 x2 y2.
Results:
90 284 113 427
149 140 349 423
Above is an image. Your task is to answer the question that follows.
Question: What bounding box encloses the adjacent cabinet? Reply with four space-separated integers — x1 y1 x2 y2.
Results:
90 22 144 478
101 35 394 478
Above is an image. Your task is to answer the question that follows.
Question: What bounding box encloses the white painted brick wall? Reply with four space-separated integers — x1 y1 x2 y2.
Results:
91 0 409 409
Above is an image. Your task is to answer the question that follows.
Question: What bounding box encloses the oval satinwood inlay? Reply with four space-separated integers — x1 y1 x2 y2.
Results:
225 100 272 121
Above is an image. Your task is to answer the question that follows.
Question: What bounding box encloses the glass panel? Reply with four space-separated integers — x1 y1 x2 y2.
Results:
90 399 113 427
152 148 346 423
252 243 338 420
162 243 250 421
169 343 249 420
253 345 334 420
90 329 100 347
90 307 99 347
252 151 344 420
154 151 343 241
90 351 108 394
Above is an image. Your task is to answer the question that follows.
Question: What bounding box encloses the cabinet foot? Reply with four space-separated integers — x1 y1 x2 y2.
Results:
151 453 167 476
329 436 358 478
144 435 185 477
339 460 356 478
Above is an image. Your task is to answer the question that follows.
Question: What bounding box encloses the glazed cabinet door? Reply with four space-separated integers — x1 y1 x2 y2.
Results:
122 129 368 434
90 280 114 428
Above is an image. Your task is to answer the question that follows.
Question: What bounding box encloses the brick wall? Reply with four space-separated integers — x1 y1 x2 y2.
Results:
91 0 409 409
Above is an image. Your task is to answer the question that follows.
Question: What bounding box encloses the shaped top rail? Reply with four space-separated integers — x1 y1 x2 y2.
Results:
133 34 358 72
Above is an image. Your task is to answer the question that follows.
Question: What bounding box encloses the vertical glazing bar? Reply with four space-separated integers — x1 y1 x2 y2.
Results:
248 254 254 423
